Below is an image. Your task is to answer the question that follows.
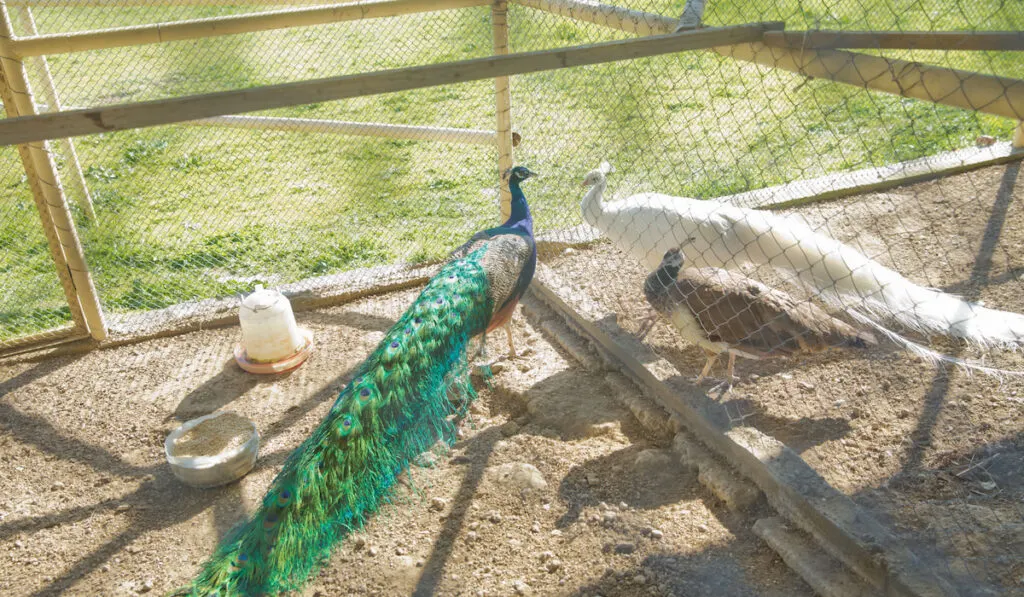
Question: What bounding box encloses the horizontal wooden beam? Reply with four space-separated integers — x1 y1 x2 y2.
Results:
513 0 673 36
763 29 1024 52
6 0 386 5
9 0 489 57
515 0 1024 120
185 115 500 145
0 22 779 146
723 141 1024 210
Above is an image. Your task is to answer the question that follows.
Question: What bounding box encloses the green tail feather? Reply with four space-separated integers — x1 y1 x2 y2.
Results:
185 248 494 596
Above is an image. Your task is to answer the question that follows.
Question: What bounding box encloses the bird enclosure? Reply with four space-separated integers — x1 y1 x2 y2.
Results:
1 0 1023 595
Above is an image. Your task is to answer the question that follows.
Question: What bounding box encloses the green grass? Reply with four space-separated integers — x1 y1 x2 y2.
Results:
2 1 1022 340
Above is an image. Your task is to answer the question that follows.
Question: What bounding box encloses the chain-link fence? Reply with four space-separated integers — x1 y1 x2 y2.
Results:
506 1 1023 594
1 0 1022 592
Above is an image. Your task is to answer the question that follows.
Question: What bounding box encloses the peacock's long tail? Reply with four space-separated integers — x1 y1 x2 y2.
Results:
185 247 494 596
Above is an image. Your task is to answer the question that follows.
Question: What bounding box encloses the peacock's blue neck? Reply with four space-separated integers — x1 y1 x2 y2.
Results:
502 181 534 237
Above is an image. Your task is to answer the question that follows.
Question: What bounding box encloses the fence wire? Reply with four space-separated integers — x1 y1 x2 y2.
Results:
0 0 1022 593
509 2 1023 595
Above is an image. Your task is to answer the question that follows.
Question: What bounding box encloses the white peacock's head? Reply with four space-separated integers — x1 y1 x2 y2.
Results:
581 161 614 188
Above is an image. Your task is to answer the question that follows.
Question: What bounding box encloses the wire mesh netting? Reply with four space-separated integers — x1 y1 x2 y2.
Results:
3 3 505 340
0 0 1023 593
505 2 1024 594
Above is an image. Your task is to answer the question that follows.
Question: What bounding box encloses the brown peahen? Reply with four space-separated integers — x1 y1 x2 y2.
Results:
642 248 877 388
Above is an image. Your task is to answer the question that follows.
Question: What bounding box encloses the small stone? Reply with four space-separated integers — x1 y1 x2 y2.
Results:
633 574 647 584
115 504 132 513
414 452 438 468
101 565 110 573
513 580 533 595
416 559 425 568
633 450 675 475
486 462 547 491
500 422 520 437
618 502 628 510
139 579 153 593
586 474 599 487
466 531 479 543
697 524 709 533
395 546 408 556
539 551 555 562
14 540 23 549
650 529 663 539
797 381 815 391
126 545 140 554
530 521 541 533
602 511 617 523
469 521 480 530
352 536 366 550
599 501 611 510
430 497 448 512
367 546 379 557
549 530 562 537
545 558 562 573
614 542 636 554
50 482 65 491
488 511 502 524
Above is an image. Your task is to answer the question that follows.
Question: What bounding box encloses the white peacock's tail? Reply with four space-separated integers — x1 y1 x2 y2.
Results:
581 162 1024 352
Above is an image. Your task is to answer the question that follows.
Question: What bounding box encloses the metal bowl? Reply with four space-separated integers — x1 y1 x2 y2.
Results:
164 411 259 489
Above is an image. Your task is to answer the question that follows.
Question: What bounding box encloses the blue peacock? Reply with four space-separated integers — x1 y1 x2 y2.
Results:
183 166 538 596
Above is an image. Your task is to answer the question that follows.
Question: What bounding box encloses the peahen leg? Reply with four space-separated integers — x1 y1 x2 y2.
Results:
724 352 738 389
708 352 737 394
504 321 517 359
694 349 718 383
636 309 658 340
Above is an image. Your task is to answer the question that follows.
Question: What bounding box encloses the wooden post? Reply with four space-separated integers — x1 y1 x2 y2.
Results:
493 0 513 220
10 4 94 221
1014 122 1024 150
676 0 706 31
0 1 106 340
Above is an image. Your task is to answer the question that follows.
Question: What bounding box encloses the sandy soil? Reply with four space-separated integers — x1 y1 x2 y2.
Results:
0 287 810 596
547 164 1024 595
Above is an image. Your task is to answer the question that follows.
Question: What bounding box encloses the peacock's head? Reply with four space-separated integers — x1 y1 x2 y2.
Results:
581 161 614 188
504 166 538 185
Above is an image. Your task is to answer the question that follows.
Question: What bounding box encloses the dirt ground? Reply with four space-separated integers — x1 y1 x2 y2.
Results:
2 164 1023 597
0 284 811 596
547 164 1024 594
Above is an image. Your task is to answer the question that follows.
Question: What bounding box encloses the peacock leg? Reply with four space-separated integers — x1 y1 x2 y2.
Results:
472 334 488 361
694 349 718 383
504 321 517 359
